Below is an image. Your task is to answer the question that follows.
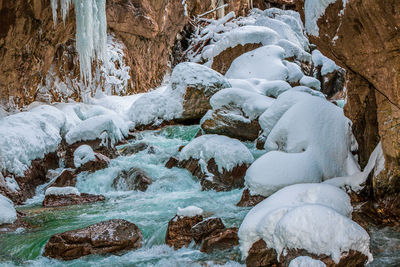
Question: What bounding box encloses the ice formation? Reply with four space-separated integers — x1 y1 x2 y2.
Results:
176 206 203 217
73 145 96 168
0 194 17 225
45 186 81 196
179 135 254 173
51 0 107 83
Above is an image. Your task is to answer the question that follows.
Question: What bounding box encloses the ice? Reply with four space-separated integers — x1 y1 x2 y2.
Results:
179 135 254 173
304 0 348 37
312 50 341 76
176 206 203 217
0 194 17 225
238 183 353 258
300 76 321 90
210 88 275 120
74 145 96 168
226 45 288 81
45 186 81 196
0 105 65 176
289 256 326 267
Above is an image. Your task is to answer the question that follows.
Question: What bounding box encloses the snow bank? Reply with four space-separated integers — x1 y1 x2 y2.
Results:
45 186 80 196
226 45 288 81
74 145 96 168
210 88 275 120
312 50 341 76
289 256 326 267
258 80 292 98
177 206 203 217
300 76 321 90
238 183 353 258
179 135 254 173
0 194 17 225
0 105 65 176
284 60 304 84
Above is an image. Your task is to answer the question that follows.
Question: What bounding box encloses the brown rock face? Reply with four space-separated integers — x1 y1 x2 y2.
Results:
200 227 239 253
190 217 226 243
43 219 142 260
165 215 204 249
236 189 266 207
76 153 110 173
48 169 77 188
43 193 105 207
201 108 262 141
295 0 400 219
112 168 153 192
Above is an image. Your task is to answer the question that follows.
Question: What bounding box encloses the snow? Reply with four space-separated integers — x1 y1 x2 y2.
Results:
300 76 321 90
312 50 341 76
226 45 288 81
5 177 20 192
0 105 65 176
258 80 292 98
0 194 17 225
289 256 326 267
304 0 348 37
210 88 275 120
128 62 230 127
177 206 203 217
284 60 304 84
179 135 254 173
74 145 96 168
275 204 371 263
45 186 81 196
238 183 353 258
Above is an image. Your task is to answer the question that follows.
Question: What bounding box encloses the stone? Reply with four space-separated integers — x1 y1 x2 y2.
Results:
43 219 142 260
201 108 262 142
76 153 110 173
112 168 153 192
200 227 239 253
246 239 279 267
43 193 105 208
119 142 155 156
47 169 77 188
165 215 203 249
165 157 179 169
236 189 266 207
190 217 226 243
314 65 346 98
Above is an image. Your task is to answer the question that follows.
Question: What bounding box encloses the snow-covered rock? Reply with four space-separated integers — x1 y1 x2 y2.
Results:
0 194 17 225
73 145 95 168
300 76 321 90
45 186 81 196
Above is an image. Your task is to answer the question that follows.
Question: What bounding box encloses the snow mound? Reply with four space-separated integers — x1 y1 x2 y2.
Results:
0 105 65 176
177 206 203 217
0 194 17 225
226 45 288 81
275 204 371 263
312 50 341 76
289 256 326 267
45 186 81 196
210 88 275 120
74 145 96 168
259 80 292 98
300 76 321 90
238 183 355 259
284 60 304 84
179 135 254 173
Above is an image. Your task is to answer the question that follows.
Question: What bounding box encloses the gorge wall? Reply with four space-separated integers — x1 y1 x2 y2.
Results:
296 0 400 218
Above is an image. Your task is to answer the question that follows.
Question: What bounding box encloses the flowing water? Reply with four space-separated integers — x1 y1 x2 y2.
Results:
0 125 399 266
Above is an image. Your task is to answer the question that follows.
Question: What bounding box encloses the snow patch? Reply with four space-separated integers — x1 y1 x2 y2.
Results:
73 145 96 168
45 186 81 196
177 206 203 217
0 194 17 225
289 256 326 267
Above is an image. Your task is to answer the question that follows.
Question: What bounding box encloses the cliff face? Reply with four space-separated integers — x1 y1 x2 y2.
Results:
296 0 400 217
0 0 251 108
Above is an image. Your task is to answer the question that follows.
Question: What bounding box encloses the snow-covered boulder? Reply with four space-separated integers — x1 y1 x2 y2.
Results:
0 194 17 225
73 145 95 168
43 186 105 208
200 88 274 141
238 183 371 266
128 62 230 127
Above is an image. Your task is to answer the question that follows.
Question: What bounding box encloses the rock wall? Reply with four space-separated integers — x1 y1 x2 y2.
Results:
0 0 251 109
295 0 400 217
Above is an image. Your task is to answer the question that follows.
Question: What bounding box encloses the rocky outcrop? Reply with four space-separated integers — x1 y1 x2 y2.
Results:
295 0 400 219
43 219 142 260
119 142 155 156
165 214 204 249
246 239 368 267
236 189 266 207
200 227 239 253
190 217 226 243
112 168 153 192
76 153 110 173
47 169 77 188
43 193 105 207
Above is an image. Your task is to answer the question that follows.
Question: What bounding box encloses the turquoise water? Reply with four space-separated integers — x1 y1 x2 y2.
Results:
0 125 256 266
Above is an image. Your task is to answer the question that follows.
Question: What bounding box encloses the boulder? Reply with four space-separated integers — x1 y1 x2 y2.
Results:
165 157 179 169
201 109 262 141
165 215 204 249
236 189 266 207
76 153 110 173
200 227 239 253
119 142 155 156
43 193 105 208
190 217 225 243
112 168 153 192
43 219 142 260
314 65 346 98
47 169 77 188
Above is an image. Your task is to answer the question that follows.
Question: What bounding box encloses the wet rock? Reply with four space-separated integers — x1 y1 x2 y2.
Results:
165 157 179 169
0 211 30 233
200 227 239 253
43 219 142 260
76 153 110 173
43 193 105 208
253 0 297 10
314 65 345 98
165 215 204 249
246 239 279 267
237 189 266 207
47 169 77 188
119 142 155 156
201 108 262 142
190 217 226 243
112 168 153 192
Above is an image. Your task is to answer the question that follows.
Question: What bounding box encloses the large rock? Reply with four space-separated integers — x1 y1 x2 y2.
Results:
43 193 105 208
295 0 400 220
76 153 110 173
47 169 77 188
190 217 226 243
200 227 239 253
112 168 153 192
43 219 142 260
236 189 266 207
165 214 204 249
